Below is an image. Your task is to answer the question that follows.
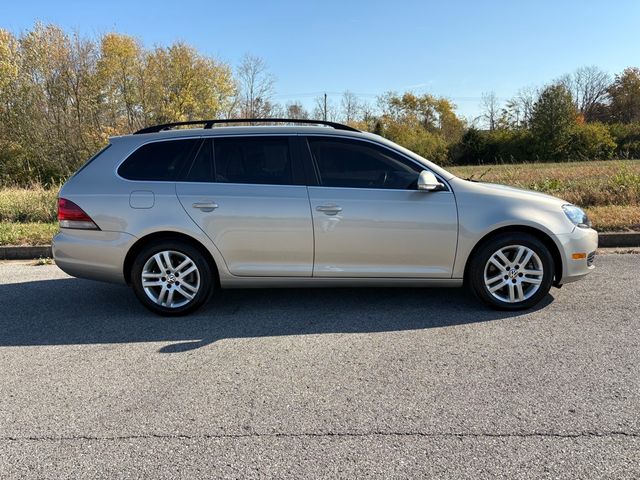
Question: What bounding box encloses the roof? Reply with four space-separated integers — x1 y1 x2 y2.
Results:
115 125 371 141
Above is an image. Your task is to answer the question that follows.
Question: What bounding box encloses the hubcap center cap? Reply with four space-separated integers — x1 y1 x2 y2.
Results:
167 274 177 284
508 268 518 279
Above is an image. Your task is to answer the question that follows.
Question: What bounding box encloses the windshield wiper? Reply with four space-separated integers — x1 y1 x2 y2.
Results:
466 167 492 182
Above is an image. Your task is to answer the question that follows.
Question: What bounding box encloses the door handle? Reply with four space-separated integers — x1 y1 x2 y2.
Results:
316 204 342 215
192 202 218 212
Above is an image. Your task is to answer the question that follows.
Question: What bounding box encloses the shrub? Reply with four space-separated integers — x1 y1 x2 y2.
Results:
608 123 640 158
451 128 534 164
381 121 450 164
565 123 616 160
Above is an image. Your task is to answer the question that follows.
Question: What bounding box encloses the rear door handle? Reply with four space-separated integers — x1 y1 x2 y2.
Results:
192 202 218 212
316 204 342 215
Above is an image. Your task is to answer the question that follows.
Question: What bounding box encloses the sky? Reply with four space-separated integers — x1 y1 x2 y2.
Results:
3 0 639 121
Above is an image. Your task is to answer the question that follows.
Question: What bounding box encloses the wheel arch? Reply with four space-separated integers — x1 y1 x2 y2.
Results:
463 225 563 285
123 231 220 287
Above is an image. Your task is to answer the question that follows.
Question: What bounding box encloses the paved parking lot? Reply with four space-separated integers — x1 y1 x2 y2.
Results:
0 254 639 479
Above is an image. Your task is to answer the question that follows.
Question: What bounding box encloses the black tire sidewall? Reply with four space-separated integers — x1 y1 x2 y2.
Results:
131 240 213 316
469 233 554 310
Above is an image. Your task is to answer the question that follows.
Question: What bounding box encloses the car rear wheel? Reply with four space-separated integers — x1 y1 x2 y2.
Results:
131 240 213 316
468 233 554 310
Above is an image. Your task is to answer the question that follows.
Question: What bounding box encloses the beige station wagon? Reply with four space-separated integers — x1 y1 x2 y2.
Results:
53 119 598 315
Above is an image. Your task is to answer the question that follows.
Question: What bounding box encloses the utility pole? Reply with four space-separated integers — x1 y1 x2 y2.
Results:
323 93 327 121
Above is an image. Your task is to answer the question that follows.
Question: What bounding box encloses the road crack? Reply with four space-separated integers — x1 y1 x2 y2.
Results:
2 430 638 443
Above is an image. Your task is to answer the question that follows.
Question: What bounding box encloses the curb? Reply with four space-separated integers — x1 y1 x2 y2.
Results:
0 245 52 260
1 232 639 261
597 232 640 248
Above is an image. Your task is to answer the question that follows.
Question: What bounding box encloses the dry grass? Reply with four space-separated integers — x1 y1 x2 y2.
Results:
0 222 58 246
586 205 640 232
449 160 640 207
0 186 58 223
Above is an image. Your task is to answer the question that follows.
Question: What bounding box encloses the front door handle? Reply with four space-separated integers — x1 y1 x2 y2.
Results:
192 202 218 212
316 204 342 215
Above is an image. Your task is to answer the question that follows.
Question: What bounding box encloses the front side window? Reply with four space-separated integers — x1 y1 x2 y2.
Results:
118 139 200 181
307 137 421 189
213 136 293 185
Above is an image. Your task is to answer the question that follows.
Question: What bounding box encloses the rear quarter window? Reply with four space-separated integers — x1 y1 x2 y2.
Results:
118 139 200 181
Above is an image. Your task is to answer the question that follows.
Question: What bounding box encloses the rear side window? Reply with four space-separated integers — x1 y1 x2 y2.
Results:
185 139 215 182
213 137 293 185
118 139 200 181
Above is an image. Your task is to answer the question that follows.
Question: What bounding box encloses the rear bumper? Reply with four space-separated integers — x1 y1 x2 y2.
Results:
52 229 136 284
555 227 598 285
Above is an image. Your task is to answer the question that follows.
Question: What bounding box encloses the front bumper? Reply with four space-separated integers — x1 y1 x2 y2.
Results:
52 229 136 284
555 227 598 285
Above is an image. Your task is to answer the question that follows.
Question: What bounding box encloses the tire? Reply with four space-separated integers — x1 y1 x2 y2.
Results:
130 239 214 316
467 232 554 310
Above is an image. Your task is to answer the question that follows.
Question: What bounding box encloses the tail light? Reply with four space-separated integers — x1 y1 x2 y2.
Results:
57 198 100 230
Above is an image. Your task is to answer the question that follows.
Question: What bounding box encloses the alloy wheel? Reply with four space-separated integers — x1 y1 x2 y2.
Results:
483 244 544 303
141 250 201 308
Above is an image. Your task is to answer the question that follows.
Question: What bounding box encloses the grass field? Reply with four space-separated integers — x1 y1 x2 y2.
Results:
0 159 638 245
0 222 58 246
449 159 640 233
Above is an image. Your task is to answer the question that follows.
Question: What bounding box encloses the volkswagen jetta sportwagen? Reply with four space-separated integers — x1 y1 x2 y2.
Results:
53 119 597 315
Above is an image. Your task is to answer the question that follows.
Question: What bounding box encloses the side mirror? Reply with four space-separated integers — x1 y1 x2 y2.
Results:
417 170 444 191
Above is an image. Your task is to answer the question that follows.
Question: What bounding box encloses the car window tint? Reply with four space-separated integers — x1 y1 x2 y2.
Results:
118 139 200 181
185 139 214 182
307 137 421 189
214 137 293 185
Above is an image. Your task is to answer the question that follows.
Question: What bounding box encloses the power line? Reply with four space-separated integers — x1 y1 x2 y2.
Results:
271 91 499 102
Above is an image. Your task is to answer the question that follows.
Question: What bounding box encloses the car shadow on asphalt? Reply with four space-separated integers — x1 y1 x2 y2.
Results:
0 277 553 352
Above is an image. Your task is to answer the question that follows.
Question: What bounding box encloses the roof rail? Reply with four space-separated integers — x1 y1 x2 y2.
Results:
134 118 360 134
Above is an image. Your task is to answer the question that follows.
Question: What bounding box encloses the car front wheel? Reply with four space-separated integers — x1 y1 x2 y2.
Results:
468 233 554 310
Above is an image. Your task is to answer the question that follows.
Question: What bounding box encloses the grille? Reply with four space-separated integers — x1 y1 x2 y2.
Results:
587 251 596 267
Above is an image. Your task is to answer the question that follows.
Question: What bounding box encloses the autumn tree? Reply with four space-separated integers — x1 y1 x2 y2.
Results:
373 92 464 162
0 24 236 185
144 43 235 124
3 23 102 182
284 101 309 119
97 33 145 132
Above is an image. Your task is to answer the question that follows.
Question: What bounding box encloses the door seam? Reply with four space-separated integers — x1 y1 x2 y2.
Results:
306 185 317 277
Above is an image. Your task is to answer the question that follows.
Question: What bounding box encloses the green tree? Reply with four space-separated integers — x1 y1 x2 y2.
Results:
608 67 640 123
530 84 577 159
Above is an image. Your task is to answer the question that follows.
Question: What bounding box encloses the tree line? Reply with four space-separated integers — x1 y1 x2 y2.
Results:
1 23 639 186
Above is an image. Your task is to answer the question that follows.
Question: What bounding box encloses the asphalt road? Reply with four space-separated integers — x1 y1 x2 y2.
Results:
0 254 638 479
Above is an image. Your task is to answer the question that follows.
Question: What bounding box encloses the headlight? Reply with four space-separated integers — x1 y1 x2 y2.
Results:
562 204 591 228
